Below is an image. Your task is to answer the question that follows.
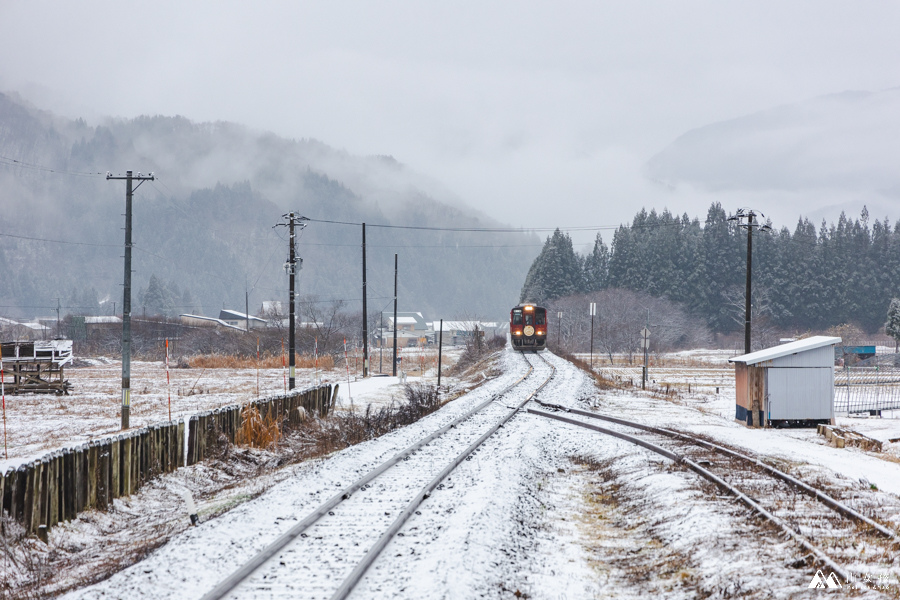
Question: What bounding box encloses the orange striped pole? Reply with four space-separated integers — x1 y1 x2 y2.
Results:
165 338 171 422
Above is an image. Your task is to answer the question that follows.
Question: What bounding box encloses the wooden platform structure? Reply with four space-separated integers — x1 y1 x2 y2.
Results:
1 340 73 395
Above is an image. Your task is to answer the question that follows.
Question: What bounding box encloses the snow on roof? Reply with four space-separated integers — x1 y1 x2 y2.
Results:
429 321 480 331
219 309 266 323
181 314 246 331
84 316 121 324
729 336 842 365
0 317 50 331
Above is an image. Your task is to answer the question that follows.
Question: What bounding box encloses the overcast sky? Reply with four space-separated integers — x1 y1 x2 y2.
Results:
2 1 899 244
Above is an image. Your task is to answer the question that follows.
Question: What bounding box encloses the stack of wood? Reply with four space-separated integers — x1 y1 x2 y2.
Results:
817 424 883 452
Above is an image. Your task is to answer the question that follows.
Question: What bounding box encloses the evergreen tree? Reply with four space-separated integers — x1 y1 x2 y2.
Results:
582 233 609 292
141 274 177 316
886 298 900 352
519 229 582 304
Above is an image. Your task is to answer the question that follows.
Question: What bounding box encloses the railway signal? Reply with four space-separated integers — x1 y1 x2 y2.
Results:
641 326 650 390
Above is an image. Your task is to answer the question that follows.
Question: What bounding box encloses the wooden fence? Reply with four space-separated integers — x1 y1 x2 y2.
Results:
0 384 333 539
186 384 335 465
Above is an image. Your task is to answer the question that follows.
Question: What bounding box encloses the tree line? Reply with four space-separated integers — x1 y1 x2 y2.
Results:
521 202 900 335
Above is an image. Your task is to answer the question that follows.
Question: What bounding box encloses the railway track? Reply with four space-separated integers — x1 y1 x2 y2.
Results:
528 352 900 590
200 350 554 600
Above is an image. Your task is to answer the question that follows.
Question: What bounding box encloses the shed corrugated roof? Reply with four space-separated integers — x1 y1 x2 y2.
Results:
728 336 842 365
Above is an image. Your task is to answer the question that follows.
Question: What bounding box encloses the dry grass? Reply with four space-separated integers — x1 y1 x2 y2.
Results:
187 353 335 369
235 404 282 449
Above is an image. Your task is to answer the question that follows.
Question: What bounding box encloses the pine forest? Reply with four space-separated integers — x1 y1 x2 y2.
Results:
521 202 900 336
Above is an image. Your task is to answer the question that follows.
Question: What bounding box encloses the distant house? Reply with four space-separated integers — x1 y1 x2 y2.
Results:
379 312 434 347
0 316 51 340
69 316 122 340
430 320 504 346
180 314 245 331
218 309 267 330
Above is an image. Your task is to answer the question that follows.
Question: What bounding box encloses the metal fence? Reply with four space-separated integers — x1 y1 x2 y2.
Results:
834 353 900 413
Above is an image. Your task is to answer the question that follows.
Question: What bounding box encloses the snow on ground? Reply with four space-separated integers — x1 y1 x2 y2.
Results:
0 348 462 472
590 357 900 497
6 345 900 597
53 347 900 599
57 349 526 600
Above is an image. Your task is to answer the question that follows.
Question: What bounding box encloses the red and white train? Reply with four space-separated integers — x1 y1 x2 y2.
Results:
510 304 547 351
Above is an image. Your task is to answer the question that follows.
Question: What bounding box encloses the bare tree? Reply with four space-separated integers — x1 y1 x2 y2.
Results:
546 289 711 361
296 295 357 356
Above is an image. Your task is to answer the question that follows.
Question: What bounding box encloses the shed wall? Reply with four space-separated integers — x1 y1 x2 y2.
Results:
767 367 834 420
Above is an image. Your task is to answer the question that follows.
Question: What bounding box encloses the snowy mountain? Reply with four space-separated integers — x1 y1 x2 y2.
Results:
0 92 537 322
644 88 900 223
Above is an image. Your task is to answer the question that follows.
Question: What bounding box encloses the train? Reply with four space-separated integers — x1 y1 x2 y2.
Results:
510 304 547 351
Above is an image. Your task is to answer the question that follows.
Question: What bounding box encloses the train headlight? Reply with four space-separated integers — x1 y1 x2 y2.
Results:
537 330 544 335
514 330 522 336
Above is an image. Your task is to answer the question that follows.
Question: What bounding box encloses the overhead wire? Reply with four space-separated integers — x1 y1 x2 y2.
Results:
0 154 106 178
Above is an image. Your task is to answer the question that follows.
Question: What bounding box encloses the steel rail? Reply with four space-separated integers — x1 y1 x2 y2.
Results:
534 399 900 545
526 407 851 583
329 351 556 600
200 353 537 600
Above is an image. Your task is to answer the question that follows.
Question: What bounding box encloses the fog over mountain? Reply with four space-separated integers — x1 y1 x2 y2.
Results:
644 88 900 226
0 92 538 322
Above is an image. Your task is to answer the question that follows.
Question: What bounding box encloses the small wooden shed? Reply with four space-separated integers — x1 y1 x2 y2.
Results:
729 336 841 428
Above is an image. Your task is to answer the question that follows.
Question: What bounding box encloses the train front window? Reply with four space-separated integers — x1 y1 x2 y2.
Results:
525 314 533 325
512 310 523 325
536 312 545 325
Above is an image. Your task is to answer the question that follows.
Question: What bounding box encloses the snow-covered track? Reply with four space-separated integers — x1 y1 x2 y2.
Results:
527 351 900 585
201 350 555 600
534 401 900 544
527 406 853 581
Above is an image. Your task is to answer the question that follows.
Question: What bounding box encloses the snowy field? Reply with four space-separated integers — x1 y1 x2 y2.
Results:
46 347 900 598
3 345 899 598
0 347 462 472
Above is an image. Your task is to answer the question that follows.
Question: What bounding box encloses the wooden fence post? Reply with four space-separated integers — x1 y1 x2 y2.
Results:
48 454 59 528
63 450 76 521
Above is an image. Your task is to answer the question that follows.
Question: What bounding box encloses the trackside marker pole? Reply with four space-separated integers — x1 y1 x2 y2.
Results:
314 337 318 386
1 356 7 459
437 318 443 389
343 338 352 403
281 338 286 393
166 338 171 422
256 336 260 398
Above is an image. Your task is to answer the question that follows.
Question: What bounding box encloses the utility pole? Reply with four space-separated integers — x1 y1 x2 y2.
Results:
392 254 398 376
276 212 308 390
362 223 368 377
728 208 772 354
245 287 250 332
54 298 61 339
557 312 562 347
107 170 155 430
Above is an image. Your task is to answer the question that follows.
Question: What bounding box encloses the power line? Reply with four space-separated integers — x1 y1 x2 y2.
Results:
0 154 106 177
0 231 121 248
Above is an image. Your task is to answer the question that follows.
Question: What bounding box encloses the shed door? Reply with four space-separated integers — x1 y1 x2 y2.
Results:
766 368 834 420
